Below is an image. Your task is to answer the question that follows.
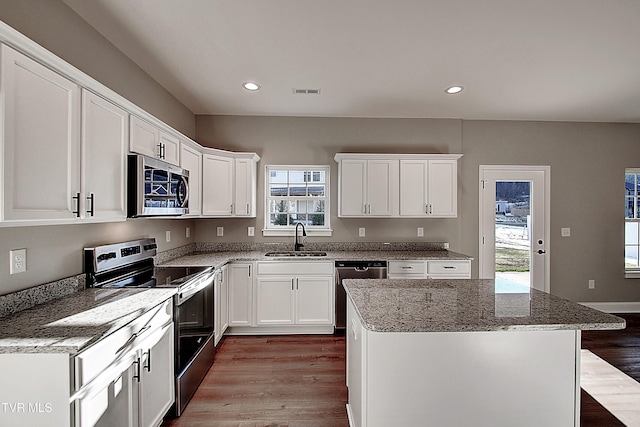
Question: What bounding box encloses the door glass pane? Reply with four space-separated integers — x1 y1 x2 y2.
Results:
625 222 639 244
494 181 531 292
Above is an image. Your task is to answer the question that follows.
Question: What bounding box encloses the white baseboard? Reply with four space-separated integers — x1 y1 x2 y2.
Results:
579 301 640 313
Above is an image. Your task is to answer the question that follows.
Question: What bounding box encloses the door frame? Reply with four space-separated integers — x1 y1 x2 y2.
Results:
478 165 551 293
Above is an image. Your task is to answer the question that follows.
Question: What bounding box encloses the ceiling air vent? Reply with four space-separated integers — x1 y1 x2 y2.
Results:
293 88 321 94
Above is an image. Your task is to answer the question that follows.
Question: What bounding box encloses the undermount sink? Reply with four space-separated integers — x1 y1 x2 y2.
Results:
265 251 328 257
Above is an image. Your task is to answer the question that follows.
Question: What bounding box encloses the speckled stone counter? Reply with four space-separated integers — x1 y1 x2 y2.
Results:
343 279 625 333
0 288 176 354
158 247 472 269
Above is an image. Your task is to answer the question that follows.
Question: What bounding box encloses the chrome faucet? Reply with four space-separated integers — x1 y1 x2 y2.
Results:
294 222 306 251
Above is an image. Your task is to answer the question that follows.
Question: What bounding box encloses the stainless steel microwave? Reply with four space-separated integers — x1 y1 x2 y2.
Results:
128 154 189 217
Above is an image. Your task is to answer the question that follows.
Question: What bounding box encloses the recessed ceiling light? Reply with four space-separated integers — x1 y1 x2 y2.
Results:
445 86 463 94
243 82 260 91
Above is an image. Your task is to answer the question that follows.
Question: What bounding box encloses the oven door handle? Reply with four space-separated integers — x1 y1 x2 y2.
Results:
177 272 215 305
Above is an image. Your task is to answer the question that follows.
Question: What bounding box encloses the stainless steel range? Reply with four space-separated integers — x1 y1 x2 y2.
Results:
84 238 215 417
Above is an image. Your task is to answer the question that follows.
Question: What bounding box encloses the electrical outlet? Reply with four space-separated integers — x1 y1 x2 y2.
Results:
248 227 255 236
359 227 366 237
217 227 224 237
10 249 27 275
588 279 595 289
165 230 171 243
417 227 424 237
561 228 571 237
186 227 191 238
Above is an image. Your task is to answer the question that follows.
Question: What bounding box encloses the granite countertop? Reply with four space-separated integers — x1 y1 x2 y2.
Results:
158 249 472 269
0 288 176 354
344 279 626 333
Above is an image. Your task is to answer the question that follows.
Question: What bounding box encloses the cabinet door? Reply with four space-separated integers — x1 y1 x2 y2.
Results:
1 44 81 222
256 277 295 325
82 90 128 221
220 265 229 334
76 355 138 427
427 159 457 217
139 323 175 427
202 153 234 216
367 159 396 216
130 115 160 159
339 159 367 216
296 276 334 325
346 298 365 427
399 159 428 216
234 157 255 217
228 263 253 326
180 143 202 216
159 131 180 166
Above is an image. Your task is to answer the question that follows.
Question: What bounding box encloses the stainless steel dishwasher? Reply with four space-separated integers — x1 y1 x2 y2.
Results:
335 260 387 330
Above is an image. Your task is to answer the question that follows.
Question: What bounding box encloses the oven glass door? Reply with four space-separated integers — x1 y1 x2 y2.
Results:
176 280 214 375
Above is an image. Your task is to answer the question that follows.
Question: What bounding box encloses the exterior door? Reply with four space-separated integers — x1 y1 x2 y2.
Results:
479 166 550 292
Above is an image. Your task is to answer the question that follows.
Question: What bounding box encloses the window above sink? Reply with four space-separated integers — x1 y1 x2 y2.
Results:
263 165 332 237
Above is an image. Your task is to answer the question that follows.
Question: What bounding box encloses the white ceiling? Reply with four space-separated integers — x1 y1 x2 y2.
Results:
63 0 640 122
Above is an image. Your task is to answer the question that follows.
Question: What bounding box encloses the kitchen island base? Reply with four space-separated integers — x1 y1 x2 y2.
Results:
346 300 581 427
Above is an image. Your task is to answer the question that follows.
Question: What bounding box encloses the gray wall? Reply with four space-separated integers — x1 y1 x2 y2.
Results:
0 1 197 295
196 115 640 303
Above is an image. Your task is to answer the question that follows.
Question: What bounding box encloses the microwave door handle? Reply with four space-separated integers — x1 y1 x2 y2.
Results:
177 176 189 208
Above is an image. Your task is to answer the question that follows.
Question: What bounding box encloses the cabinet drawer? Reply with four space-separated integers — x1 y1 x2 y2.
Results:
75 299 173 389
388 260 426 275
257 261 334 276
427 260 470 275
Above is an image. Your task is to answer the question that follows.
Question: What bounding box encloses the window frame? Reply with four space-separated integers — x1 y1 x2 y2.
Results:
625 168 640 278
263 165 332 237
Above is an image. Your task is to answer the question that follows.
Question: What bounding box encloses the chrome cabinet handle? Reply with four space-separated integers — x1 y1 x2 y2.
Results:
443 266 457 269
246 204 249 214
72 193 80 217
401 266 414 270
230 203 234 214
133 358 141 382
87 193 95 217
292 278 295 291
144 349 152 372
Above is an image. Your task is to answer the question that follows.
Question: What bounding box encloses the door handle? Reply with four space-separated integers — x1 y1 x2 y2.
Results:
537 249 547 254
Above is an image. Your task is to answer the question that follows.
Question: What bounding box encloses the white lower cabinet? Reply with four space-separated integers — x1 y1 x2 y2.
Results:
74 299 175 427
427 259 471 279
388 259 471 279
227 262 254 327
255 262 334 332
214 266 230 346
0 299 174 427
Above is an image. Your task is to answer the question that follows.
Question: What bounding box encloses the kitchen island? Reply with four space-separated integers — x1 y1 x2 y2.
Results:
343 279 624 427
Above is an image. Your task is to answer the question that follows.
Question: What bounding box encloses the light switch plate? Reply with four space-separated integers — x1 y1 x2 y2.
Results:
186 227 191 238
248 227 255 236
217 227 224 237
165 230 171 243
561 228 571 237
417 227 424 237
359 227 366 237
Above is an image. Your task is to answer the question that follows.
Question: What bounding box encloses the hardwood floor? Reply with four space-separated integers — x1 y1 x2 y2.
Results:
162 335 349 427
581 313 640 427
162 315 639 427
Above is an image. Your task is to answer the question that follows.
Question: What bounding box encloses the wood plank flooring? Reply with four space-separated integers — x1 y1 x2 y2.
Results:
581 313 640 427
162 315 640 427
162 335 348 427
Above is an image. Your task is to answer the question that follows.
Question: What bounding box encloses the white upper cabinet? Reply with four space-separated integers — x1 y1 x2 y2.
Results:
399 157 460 217
336 153 461 219
202 151 259 217
130 115 180 166
336 157 398 217
1 44 81 223
202 153 234 216
82 90 128 221
180 142 202 217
